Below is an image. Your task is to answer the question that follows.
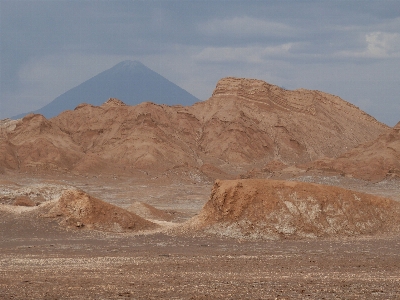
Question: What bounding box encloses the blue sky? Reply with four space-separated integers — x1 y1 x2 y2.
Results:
1 0 399 125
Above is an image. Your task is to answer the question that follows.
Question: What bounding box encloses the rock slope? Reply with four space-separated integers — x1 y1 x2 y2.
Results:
305 121 400 181
187 179 400 239
0 77 389 177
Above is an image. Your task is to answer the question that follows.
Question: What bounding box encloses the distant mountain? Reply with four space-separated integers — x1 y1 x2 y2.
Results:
13 60 199 119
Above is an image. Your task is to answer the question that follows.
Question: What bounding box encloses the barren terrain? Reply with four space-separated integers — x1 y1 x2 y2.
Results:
1 171 400 299
305 122 400 181
0 77 389 177
1 77 400 299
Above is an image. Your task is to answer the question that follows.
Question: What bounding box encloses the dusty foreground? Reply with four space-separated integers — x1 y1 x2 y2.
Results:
1 173 400 299
1 232 400 299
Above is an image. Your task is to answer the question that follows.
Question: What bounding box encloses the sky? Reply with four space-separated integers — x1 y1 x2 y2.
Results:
1 0 399 126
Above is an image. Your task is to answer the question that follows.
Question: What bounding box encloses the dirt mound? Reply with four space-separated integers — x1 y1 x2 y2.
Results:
127 201 173 222
187 179 400 239
305 124 400 181
44 189 158 232
0 77 389 177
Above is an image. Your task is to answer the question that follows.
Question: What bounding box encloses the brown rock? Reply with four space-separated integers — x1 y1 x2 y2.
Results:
305 124 400 181
101 98 127 107
0 78 389 177
44 189 158 232
13 196 36 207
188 179 400 239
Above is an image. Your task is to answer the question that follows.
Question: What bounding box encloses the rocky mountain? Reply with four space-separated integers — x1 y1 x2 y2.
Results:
305 122 400 181
191 77 387 166
13 60 199 119
0 77 390 179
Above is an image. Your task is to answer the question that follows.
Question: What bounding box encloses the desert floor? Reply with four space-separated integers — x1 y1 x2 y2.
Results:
1 172 400 299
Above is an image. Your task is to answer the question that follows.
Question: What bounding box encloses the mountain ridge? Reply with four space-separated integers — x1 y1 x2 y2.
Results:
1 77 390 180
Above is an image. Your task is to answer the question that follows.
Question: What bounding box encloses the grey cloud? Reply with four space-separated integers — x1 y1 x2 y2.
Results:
1 0 399 125
197 16 299 39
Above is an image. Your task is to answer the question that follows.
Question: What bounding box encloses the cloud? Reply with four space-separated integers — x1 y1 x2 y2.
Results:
338 31 400 59
1 1 399 125
366 31 400 57
195 44 295 63
198 16 297 38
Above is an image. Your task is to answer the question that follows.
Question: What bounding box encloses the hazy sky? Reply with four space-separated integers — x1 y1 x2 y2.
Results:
1 0 399 125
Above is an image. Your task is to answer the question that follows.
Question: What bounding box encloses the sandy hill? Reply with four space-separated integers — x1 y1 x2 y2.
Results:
305 122 400 181
0 77 389 178
0 182 158 233
42 189 158 232
185 179 400 239
0 181 159 232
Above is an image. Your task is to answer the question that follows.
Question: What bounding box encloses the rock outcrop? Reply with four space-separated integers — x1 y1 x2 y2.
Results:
43 189 158 232
187 179 400 239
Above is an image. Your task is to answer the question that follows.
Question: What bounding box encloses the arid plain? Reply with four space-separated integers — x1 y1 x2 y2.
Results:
1 78 400 299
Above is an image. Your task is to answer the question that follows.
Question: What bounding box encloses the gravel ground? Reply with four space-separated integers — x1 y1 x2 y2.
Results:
1 173 400 299
1 233 400 299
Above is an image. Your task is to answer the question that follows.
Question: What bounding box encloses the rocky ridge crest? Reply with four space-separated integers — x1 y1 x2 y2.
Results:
0 77 390 179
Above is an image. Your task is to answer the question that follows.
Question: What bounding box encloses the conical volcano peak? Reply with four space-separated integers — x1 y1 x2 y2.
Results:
13 60 199 119
113 60 146 71
107 60 150 76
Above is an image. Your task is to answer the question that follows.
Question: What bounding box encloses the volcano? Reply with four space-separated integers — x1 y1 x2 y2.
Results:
13 60 199 119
